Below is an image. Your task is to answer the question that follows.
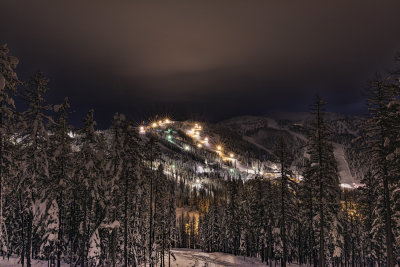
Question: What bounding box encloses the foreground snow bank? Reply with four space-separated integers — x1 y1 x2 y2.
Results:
0 256 68 267
0 250 301 266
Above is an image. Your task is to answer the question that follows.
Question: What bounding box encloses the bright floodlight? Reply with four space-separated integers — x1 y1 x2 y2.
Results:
217 145 222 151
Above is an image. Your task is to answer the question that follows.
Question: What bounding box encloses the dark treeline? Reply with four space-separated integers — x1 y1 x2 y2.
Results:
0 44 399 267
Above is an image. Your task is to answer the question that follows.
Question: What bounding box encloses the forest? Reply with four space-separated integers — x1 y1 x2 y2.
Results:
0 44 399 267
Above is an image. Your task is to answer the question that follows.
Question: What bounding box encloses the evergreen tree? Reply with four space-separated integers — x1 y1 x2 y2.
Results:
49 97 74 267
0 44 20 256
304 95 341 267
364 77 398 266
274 136 295 267
75 110 107 266
19 71 53 267
143 136 161 266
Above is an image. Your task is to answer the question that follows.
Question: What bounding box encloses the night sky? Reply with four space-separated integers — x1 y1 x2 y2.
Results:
2 1 400 127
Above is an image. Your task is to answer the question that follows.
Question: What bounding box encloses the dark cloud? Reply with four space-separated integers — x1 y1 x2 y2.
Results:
1 0 400 127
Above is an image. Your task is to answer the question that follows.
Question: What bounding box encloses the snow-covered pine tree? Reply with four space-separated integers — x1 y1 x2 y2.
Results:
19 71 53 267
383 67 400 264
263 177 277 266
120 118 141 267
166 172 176 267
105 114 142 266
305 95 341 267
274 136 295 267
364 76 398 267
153 164 170 266
75 110 107 266
225 179 241 256
299 159 318 266
0 44 20 256
105 113 126 267
358 170 381 266
49 97 74 267
143 136 161 267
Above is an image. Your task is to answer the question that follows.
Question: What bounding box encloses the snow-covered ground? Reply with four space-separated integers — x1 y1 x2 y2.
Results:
167 248 265 266
0 256 68 267
167 248 301 267
0 250 303 267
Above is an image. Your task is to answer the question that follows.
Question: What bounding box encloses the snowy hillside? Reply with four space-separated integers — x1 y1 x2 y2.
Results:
218 113 365 187
134 113 366 188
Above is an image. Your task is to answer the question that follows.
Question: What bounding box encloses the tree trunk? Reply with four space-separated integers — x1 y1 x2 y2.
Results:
26 212 32 267
124 172 129 267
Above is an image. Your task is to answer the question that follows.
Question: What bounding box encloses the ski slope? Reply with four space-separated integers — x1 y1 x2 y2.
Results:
333 143 358 188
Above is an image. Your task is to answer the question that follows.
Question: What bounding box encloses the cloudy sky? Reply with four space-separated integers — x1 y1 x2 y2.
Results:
1 0 400 127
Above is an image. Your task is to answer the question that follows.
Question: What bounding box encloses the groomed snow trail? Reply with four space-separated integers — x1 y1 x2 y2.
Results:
167 248 291 267
333 143 356 188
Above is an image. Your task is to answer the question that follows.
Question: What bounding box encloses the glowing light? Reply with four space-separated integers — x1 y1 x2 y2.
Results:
197 166 204 174
340 183 353 189
152 122 157 128
204 137 208 142
229 153 234 158
197 143 202 148
217 145 222 151
184 145 190 151
165 118 171 124
139 126 146 134
167 135 172 141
